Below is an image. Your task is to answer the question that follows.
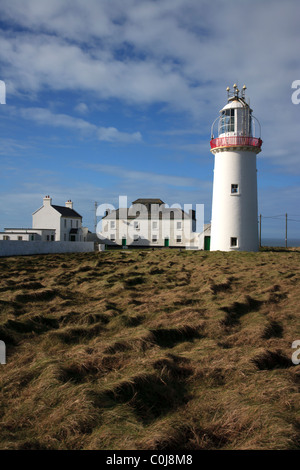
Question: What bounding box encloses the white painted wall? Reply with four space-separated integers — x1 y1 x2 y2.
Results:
0 228 55 241
210 149 258 252
100 216 198 247
33 204 62 240
0 241 95 257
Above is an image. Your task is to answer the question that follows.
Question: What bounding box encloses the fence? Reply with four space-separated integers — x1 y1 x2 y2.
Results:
259 213 300 247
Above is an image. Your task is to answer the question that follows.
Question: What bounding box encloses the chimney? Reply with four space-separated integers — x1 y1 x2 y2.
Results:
65 199 73 210
43 195 52 206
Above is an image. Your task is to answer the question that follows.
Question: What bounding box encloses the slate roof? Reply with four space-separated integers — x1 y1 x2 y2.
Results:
52 205 82 218
132 198 165 205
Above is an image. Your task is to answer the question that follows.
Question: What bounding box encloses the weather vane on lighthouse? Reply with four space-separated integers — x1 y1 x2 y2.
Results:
209 84 262 252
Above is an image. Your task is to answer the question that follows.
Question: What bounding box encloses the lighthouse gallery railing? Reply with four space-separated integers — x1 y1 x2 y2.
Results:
210 136 262 149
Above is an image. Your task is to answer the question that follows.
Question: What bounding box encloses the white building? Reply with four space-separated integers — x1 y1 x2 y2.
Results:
210 85 262 252
99 198 203 249
32 196 86 242
0 228 55 241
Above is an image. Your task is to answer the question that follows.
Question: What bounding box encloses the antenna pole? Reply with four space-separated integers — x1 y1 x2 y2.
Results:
259 214 262 248
285 213 288 248
94 201 98 233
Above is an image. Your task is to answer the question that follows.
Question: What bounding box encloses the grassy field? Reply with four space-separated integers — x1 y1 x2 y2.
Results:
0 248 299 450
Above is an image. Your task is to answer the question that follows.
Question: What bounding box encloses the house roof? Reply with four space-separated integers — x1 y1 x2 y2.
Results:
132 198 164 205
52 205 82 218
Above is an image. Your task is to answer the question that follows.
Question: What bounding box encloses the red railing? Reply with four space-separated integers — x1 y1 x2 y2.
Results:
210 136 262 150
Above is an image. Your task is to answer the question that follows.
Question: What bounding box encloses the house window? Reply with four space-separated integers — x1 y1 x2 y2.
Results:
18 236 22 241
231 184 239 194
46 235 50 241
3 236 10 240
110 234 116 242
51 235 55 241
110 221 116 229
152 221 158 230
176 235 182 243
31 235 34 241
152 235 158 243
134 221 140 231
230 237 238 247
176 221 182 230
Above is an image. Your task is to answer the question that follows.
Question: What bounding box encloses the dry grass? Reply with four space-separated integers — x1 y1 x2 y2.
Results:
0 248 299 450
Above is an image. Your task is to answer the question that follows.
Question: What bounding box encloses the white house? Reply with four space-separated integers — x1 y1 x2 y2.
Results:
99 198 204 249
32 196 86 242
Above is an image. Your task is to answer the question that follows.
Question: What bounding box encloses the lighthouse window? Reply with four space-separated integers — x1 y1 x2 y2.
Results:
219 109 235 134
231 184 239 194
230 237 238 247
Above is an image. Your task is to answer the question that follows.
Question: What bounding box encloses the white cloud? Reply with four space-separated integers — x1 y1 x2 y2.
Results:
15 107 142 143
74 102 89 114
85 163 208 189
97 127 142 143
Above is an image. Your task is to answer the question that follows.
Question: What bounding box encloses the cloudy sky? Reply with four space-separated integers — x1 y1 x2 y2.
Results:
0 0 300 238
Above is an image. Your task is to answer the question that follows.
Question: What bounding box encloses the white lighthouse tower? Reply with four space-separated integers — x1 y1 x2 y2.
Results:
210 84 262 252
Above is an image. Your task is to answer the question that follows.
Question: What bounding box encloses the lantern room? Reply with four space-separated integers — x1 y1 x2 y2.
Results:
210 84 262 152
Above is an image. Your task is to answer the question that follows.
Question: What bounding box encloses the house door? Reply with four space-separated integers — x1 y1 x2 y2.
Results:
164 238 169 247
70 235 76 242
122 238 126 247
204 236 211 251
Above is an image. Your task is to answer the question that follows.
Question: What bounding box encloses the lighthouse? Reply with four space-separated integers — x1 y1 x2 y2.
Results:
209 84 262 252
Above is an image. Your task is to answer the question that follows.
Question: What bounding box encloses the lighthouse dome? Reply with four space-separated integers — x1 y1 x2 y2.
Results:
220 99 248 112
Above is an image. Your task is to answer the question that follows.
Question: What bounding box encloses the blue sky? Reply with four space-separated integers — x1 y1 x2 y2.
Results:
0 0 300 238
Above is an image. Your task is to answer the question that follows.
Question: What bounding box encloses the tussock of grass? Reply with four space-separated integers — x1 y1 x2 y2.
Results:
252 349 292 370
262 320 284 339
0 248 299 449
149 325 202 348
221 295 263 327
15 289 59 303
49 324 105 344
